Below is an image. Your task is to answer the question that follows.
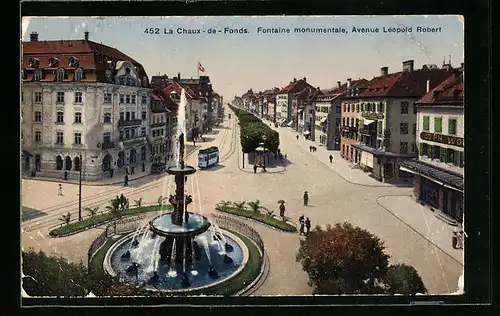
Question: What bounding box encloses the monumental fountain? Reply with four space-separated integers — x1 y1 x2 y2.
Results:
103 89 250 293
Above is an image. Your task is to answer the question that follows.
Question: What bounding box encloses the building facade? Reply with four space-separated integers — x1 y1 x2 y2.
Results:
341 60 455 183
277 78 317 128
400 69 464 224
149 90 177 165
21 31 152 181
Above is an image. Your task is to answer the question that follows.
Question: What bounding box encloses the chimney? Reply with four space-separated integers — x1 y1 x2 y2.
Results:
402 60 414 72
30 32 38 42
178 72 181 80
84 31 89 41
303 77 306 82
381 67 388 76
293 78 297 82
337 81 341 89
347 78 352 88
426 79 430 93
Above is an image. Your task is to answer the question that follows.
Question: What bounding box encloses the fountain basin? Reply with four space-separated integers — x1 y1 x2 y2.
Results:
149 212 211 237
104 229 248 293
166 165 197 176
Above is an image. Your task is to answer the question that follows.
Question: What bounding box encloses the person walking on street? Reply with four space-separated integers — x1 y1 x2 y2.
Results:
58 183 63 196
303 191 309 206
296 135 299 140
124 175 129 187
305 217 311 235
299 221 305 236
279 202 286 220
64 170 68 180
299 215 305 225
253 164 257 173
329 154 333 163
309 146 312 152
142 162 146 172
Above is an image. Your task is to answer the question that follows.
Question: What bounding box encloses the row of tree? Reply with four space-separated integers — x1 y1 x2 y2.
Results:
296 222 427 295
229 105 280 154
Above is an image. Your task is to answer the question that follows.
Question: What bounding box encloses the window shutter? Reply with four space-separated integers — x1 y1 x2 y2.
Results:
459 151 464 167
440 147 446 162
448 119 453 134
377 121 382 134
423 116 429 131
454 149 460 166
435 117 442 133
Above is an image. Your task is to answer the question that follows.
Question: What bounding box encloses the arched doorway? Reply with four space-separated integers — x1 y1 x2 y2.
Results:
141 146 146 161
102 154 112 171
65 156 72 170
74 156 81 171
24 155 30 171
117 151 125 168
130 148 137 164
56 155 63 170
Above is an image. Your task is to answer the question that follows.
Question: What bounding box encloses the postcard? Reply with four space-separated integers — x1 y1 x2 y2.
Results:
20 15 464 300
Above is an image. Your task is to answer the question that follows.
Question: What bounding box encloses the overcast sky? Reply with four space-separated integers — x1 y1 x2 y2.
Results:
22 16 463 100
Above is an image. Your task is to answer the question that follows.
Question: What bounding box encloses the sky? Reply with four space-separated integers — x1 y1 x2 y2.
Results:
22 16 464 101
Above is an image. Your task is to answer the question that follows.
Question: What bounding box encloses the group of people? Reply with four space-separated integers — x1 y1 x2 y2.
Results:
309 146 317 152
298 214 312 236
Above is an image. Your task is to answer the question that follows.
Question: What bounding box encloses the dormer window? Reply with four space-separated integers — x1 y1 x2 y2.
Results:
48 57 59 68
28 57 40 68
75 68 83 82
105 70 113 83
56 68 65 82
68 56 79 68
34 69 42 81
125 67 131 74
142 76 148 87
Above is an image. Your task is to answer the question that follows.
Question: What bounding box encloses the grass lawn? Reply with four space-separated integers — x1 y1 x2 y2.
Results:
49 205 172 237
216 205 297 232
88 230 263 296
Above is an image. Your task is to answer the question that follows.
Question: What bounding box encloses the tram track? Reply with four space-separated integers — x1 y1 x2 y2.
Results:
219 113 238 163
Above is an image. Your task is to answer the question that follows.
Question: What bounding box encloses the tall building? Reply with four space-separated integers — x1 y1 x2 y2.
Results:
149 90 177 165
21 31 152 181
400 68 464 224
340 60 455 183
276 77 317 127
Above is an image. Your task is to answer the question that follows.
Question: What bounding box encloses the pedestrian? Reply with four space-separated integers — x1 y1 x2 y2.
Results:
299 214 305 225
299 222 305 236
303 191 309 206
279 202 286 220
193 139 196 146
253 164 257 173
110 168 114 178
58 183 63 196
64 170 68 180
284 154 287 159
131 166 135 175
309 146 312 152
124 175 129 187
305 217 311 235
329 154 333 163
296 135 299 140
142 162 146 172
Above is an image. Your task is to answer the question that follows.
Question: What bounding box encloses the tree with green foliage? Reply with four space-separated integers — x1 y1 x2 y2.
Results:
296 222 390 294
383 263 427 295
59 212 72 225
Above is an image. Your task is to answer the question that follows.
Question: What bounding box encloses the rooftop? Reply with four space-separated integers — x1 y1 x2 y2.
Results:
415 70 464 106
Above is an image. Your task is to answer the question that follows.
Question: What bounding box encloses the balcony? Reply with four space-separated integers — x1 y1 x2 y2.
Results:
118 118 142 127
151 122 166 128
359 127 377 135
101 141 115 150
122 136 147 147
361 112 384 120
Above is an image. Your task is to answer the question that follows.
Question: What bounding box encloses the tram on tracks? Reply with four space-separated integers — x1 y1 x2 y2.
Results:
198 146 220 168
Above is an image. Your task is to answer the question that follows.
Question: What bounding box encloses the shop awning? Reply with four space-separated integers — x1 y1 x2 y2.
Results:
400 159 463 192
363 119 376 125
287 121 293 126
303 130 311 135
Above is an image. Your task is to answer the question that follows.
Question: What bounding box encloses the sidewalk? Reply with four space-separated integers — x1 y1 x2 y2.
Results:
377 195 464 265
265 120 394 187
23 145 199 186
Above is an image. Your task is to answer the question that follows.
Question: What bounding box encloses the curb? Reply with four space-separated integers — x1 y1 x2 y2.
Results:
237 247 270 296
22 148 198 187
215 209 297 233
238 165 286 174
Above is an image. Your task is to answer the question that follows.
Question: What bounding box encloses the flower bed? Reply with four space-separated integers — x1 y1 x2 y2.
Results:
49 205 173 237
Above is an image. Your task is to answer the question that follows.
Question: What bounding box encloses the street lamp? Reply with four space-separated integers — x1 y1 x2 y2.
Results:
78 153 83 221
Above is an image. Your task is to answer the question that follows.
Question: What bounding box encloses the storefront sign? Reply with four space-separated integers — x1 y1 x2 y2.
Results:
420 132 464 147
361 112 384 120
360 151 374 168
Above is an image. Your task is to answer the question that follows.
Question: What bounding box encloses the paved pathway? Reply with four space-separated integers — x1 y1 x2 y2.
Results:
22 107 463 296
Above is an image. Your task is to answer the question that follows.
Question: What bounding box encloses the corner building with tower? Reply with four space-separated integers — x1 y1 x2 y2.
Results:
21 31 152 181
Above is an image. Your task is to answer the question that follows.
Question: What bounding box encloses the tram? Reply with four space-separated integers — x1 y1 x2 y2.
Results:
198 146 220 168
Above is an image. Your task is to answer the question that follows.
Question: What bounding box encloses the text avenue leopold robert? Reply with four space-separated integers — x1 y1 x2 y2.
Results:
143 25 443 35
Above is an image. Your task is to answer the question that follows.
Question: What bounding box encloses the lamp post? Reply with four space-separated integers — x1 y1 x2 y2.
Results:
78 153 82 221
261 135 267 167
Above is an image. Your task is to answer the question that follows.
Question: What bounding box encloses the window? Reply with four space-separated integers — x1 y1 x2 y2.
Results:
423 116 430 131
420 142 428 156
141 127 146 136
103 132 111 143
411 142 416 152
56 131 64 144
343 104 347 112
119 94 124 103
125 95 131 104
434 117 442 133
34 70 42 81
57 92 65 103
142 95 148 104
336 118 341 126
131 95 136 104
459 151 464 167
400 123 408 134
355 118 359 127
35 92 42 103
119 130 124 140
125 129 130 139
413 103 418 114
74 132 82 145
448 118 457 135
126 112 130 121
447 148 455 164
35 111 42 122
412 123 417 135
130 128 136 139
104 93 112 103
439 146 446 162
380 103 385 113
56 69 65 82
120 112 124 121
74 92 82 103
342 117 346 126
347 104 351 112
35 131 41 142
56 112 64 123
400 141 408 154
131 112 136 120
74 112 82 123
400 101 409 114
141 111 147 120
356 104 359 112
377 121 383 134
103 113 111 123
75 68 83 82
350 118 354 126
